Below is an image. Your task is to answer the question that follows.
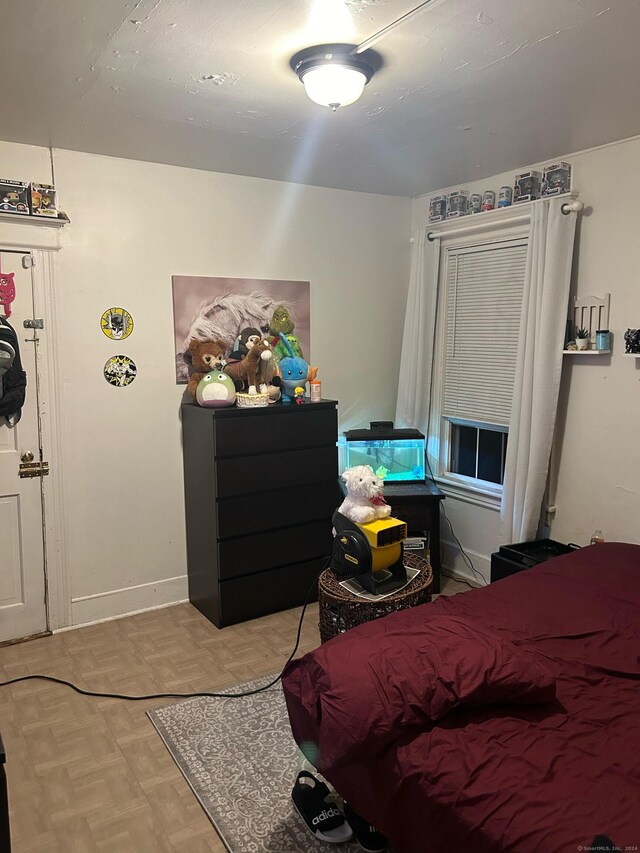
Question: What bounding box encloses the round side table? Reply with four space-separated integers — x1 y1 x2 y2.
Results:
318 553 433 644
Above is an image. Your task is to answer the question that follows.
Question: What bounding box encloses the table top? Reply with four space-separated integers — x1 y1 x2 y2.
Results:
383 480 445 499
318 553 433 605
182 398 338 418
338 478 444 500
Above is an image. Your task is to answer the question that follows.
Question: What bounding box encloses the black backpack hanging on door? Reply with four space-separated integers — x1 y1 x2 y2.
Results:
0 317 27 425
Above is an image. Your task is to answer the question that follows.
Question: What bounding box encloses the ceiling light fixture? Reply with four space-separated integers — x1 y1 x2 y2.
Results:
290 46 375 111
290 0 440 110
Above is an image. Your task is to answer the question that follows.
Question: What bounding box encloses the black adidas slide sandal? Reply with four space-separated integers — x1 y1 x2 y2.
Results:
343 802 388 853
291 771 353 843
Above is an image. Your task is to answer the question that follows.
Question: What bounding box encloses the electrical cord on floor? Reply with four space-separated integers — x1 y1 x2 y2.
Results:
0 566 324 701
440 503 488 587
439 570 477 590
423 452 489 588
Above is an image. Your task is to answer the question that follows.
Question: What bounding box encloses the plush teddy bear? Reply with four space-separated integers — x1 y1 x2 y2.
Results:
338 465 392 525
186 339 227 399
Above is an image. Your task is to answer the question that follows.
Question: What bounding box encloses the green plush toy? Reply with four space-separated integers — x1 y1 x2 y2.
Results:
269 305 304 362
274 333 303 363
270 305 294 335
195 370 236 407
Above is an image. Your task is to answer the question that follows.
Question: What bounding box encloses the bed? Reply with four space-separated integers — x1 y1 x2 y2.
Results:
282 542 640 853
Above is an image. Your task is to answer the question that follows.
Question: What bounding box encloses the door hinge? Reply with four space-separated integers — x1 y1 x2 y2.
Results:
22 255 35 269
23 319 44 330
19 461 50 478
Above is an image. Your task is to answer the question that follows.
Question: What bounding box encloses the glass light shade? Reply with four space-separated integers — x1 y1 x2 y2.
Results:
301 64 368 108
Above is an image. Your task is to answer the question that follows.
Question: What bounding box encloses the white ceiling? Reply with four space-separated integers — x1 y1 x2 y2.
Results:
1 0 639 197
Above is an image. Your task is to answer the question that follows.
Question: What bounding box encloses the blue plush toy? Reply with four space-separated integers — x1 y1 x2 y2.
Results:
278 335 317 402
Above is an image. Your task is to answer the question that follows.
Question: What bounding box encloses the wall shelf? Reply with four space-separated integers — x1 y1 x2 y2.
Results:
0 212 68 228
563 350 610 355
623 353 640 358
426 191 581 240
567 292 610 353
0 211 69 251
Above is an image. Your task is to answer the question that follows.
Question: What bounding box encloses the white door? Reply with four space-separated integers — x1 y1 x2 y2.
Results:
0 250 47 642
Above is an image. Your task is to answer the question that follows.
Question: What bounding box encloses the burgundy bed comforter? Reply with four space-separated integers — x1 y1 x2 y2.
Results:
282 543 640 853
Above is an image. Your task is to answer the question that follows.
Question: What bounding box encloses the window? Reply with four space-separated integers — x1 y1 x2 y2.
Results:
430 236 527 500
449 420 508 485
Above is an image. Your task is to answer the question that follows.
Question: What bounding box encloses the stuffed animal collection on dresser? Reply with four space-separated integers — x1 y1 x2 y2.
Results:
184 306 319 409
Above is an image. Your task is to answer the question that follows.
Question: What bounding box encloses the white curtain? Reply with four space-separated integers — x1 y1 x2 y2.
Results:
395 229 441 431
499 198 577 545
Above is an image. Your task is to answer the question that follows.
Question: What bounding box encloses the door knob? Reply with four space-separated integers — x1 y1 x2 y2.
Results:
21 451 35 463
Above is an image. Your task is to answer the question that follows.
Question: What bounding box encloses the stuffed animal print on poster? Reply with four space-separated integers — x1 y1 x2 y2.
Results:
104 355 137 387
172 276 310 384
101 307 134 340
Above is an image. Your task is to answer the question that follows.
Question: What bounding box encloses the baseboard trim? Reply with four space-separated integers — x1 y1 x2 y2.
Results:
441 540 491 587
69 575 189 627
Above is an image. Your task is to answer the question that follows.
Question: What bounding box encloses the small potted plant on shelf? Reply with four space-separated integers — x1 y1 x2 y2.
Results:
575 327 590 350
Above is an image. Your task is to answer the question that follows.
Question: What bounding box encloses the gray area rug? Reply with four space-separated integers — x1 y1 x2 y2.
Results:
147 674 361 853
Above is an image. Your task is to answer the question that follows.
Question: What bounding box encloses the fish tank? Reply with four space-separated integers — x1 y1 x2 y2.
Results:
338 425 426 483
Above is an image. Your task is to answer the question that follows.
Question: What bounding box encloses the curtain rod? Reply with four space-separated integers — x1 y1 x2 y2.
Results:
426 200 583 241
427 215 529 241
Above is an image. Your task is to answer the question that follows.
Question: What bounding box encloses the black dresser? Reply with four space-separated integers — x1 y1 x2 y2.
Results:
181 399 339 628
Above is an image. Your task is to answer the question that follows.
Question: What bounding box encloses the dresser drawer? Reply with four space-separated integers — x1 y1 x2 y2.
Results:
217 480 340 538
218 520 332 580
214 406 337 457
217 558 323 627
216 446 337 498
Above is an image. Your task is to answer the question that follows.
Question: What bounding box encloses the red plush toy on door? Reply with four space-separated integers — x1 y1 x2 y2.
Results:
0 257 16 318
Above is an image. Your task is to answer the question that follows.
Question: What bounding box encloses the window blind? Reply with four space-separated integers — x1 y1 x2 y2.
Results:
443 241 527 427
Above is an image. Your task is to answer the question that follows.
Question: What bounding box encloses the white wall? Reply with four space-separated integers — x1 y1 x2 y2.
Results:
0 139 411 625
412 135 640 583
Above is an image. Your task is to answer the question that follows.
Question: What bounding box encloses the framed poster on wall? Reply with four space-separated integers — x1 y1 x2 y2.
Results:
172 276 310 383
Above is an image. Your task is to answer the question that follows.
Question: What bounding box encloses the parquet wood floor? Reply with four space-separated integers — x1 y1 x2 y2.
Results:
0 577 466 853
0 601 321 853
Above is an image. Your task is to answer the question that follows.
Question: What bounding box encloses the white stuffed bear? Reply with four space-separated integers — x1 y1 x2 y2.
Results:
338 465 392 525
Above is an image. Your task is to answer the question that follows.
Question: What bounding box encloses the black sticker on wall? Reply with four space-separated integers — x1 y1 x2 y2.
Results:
104 355 137 387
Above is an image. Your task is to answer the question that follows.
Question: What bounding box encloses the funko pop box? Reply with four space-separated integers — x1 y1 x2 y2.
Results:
514 170 541 203
29 182 58 217
542 162 572 196
447 190 470 218
429 194 447 223
0 179 30 215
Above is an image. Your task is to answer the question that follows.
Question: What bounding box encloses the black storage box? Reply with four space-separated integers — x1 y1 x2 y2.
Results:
491 538 577 582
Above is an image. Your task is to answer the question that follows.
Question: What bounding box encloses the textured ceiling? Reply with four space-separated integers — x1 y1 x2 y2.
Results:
1 0 639 196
